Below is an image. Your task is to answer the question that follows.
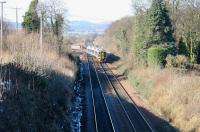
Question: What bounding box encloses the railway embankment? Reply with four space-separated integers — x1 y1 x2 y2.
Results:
96 14 200 131
107 56 200 132
0 32 78 131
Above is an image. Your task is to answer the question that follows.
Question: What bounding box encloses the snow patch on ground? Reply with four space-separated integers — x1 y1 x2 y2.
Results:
71 63 84 132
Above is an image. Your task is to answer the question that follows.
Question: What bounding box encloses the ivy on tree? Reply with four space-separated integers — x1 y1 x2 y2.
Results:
22 0 40 32
52 14 65 55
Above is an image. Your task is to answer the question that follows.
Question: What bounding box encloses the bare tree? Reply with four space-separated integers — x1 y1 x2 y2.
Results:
37 0 67 33
132 0 151 14
37 0 68 55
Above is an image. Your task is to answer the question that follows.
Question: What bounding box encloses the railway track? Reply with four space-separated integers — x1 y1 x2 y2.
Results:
87 54 153 132
87 55 115 132
93 59 136 132
100 62 154 132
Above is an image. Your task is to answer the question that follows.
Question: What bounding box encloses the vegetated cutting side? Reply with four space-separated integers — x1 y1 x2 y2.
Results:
0 32 77 131
0 0 79 131
96 0 200 131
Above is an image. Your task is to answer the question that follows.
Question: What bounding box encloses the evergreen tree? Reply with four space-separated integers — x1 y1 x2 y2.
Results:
146 0 174 45
178 37 189 57
132 13 149 64
22 0 40 32
132 0 176 65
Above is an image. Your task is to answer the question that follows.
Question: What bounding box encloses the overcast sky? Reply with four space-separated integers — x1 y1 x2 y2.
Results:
2 0 133 23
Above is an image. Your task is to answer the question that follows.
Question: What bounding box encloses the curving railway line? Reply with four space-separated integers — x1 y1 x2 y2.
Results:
85 54 154 132
87 55 115 132
100 62 154 132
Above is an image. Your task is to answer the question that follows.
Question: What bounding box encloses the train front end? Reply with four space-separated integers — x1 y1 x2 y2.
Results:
87 45 107 62
98 51 106 62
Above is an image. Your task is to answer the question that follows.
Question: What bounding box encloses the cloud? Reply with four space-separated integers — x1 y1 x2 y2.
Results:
3 0 32 22
67 0 132 22
2 0 133 23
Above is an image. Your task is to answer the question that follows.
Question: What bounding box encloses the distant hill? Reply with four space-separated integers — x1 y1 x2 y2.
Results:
7 22 23 29
68 21 110 34
6 21 110 34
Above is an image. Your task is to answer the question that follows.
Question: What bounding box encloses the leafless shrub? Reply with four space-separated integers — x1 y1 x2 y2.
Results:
2 31 76 77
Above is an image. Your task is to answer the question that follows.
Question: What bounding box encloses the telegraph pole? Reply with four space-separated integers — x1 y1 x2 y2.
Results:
38 0 46 53
15 7 19 31
0 1 6 80
40 13 43 52
0 1 6 53
7 7 21 31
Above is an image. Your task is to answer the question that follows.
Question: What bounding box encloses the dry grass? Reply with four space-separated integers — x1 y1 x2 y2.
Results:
112 54 200 131
0 31 77 131
1 31 76 78
129 67 200 131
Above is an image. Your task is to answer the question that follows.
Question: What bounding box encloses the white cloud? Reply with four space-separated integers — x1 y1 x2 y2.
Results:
1 0 133 23
67 0 133 22
3 0 32 22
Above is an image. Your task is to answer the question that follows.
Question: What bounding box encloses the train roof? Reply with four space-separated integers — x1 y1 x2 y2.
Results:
87 46 104 52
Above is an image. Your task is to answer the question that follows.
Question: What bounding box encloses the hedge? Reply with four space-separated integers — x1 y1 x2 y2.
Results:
148 47 168 66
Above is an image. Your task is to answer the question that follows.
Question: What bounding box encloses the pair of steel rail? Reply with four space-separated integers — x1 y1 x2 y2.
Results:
87 55 153 132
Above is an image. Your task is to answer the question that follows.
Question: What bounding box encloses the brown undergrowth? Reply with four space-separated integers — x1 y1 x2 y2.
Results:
0 31 77 131
114 58 200 132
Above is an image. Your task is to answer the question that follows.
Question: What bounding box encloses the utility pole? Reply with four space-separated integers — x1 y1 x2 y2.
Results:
15 7 19 31
40 15 42 52
8 7 21 31
0 1 6 80
0 1 6 53
38 0 45 54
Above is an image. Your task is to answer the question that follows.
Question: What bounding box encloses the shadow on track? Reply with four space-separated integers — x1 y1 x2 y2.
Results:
100 72 179 132
106 54 120 64
82 56 179 132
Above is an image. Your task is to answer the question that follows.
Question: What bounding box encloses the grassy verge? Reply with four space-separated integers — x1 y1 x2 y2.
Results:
114 59 200 132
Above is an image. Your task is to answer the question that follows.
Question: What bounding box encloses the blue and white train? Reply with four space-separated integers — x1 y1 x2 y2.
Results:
87 46 106 62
